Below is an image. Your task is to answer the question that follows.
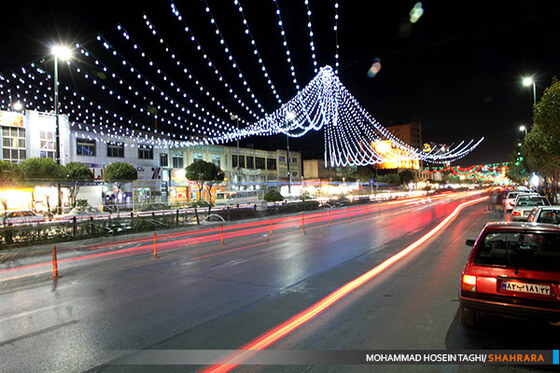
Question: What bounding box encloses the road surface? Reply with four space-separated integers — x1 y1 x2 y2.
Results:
0 192 556 372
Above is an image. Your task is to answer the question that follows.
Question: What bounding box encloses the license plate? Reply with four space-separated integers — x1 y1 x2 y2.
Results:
501 281 551 296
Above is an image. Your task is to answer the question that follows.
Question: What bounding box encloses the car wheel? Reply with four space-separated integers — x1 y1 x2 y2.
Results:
460 306 476 327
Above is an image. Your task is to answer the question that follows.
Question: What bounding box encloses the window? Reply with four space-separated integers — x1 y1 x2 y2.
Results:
39 131 55 160
138 146 154 160
1 126 26 162
172 151 184 169
255 157 265 170
160 153 168 167
267 158 277 170
107 142 125 158
77 139 96 156
246 156 254 169
278 156 286 162
193 152 204 162
292 157 297 163
211 154 221 168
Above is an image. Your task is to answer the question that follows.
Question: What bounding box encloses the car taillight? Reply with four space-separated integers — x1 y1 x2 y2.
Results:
462 274 477 292
512 211 521 216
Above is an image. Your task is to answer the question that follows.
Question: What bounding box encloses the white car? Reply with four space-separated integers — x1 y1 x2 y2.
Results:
511 195 550 221
1 210 45 225
527 205 560 225
55 206 110 221
504 191 538 212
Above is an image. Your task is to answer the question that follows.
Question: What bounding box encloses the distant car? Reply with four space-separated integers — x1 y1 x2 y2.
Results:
527 206 560 225
504 191 537 212
512 195 550 221
1 210 45 225
460 222 560 327
55 206 109 221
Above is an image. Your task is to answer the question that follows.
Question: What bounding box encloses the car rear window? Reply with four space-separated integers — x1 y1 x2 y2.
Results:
536 209 560 224
516 197 548 207
474 232 560 272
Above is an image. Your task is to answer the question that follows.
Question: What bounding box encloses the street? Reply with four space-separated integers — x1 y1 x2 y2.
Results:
0 192 557 372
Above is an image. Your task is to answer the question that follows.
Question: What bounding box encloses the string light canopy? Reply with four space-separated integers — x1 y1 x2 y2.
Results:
0 1 483 166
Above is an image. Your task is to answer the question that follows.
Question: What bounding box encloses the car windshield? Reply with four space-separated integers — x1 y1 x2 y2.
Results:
517 197 548 207
536 209 560 224
474 231 560 272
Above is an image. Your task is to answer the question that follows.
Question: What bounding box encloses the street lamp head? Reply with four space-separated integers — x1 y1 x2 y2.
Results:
519 125 526 132
522 77 534 87
51 44 72 60
230 113 238 121
285 111 295 120
13 101 23 111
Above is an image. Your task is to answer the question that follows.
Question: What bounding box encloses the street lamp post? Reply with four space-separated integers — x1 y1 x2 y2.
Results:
522 76 536 106
285 111 295 195
230 113 240 189
51 45 72 214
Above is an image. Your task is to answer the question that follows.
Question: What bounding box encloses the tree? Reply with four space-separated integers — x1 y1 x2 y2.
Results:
19 158 65 212
399 169 416 185
506 142 529 184
185 160 224 203
377 173 399 184
525 79 560 203
0 161 20 213
264 188 284 202
104 162 138 212
64 162 94 207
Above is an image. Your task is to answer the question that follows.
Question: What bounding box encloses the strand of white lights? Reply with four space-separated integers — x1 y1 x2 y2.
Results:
334 0 340 74
113 25 236 133
304 0 319 74
170 1 267 116
72 44 197 136
90 37 229 138
141 14 259 122
231 0 283 105
0 72 51 112
23 60 202 143
270 0 300 91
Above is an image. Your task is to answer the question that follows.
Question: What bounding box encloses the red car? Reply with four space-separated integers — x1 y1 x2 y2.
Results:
460 222 560 326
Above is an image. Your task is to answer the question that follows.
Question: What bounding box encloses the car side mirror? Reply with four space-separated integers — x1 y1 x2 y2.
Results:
465 239 475 247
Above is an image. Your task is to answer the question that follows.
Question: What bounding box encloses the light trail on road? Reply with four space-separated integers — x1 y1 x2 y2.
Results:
202 195 488 373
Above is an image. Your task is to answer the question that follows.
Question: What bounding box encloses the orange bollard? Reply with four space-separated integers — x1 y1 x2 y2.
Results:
221 224 224 245
329 208 332 224
153 232 158 259
302 212 305 230
270 218 273 236
51 245 59 279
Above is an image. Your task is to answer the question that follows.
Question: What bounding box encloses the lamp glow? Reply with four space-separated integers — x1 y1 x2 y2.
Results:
51 45 72 60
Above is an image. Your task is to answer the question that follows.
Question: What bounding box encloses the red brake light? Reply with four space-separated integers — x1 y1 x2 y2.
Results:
513 211 521 216
462 274 477 292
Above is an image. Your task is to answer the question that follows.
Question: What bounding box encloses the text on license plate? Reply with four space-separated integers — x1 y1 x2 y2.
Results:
502 281 551 296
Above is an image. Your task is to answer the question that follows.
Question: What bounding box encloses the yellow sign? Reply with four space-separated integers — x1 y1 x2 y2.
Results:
0 110 24 128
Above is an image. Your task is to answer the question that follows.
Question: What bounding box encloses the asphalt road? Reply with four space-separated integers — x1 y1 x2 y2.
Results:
0 192 557 373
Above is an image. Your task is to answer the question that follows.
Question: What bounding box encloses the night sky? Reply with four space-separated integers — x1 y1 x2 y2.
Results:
1 0 559 165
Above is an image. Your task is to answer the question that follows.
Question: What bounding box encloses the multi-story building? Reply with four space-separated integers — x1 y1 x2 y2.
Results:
386 121 422 149
0 109 302 209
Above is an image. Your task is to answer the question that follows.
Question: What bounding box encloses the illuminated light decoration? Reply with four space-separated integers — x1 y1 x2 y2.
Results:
271 0 300 90
140 15 260 122
334 0 340 74
231 0 283 104
304 0 319 74
170 1 267 115
93 35 232 136
202 195 489 373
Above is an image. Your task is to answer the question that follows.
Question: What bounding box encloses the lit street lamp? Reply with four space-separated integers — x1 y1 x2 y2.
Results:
522 76 536 105
51 44 72 214
519 125 527 136
285 111 295 195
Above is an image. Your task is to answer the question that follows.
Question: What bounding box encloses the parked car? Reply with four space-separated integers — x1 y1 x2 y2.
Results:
55 206 110 221
460 222 560 326
527 206 560 225
1 210 45 225
511 195 550 221
504 191 538 212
